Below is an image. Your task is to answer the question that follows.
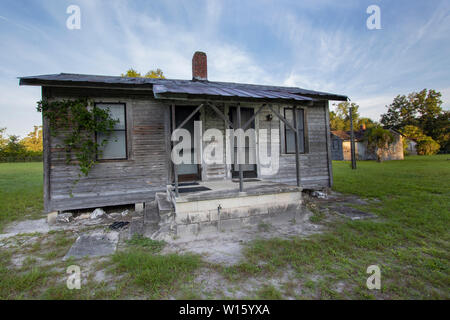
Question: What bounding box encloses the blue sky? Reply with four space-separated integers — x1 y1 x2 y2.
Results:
1 0 449 137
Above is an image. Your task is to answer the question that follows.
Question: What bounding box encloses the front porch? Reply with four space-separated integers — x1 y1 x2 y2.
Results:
153 179 303 238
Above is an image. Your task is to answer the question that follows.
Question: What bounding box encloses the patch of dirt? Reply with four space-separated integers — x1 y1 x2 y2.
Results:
304 190 378 220
161 207 322 266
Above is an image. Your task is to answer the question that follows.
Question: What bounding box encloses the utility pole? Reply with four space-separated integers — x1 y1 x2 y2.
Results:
349 106 357 170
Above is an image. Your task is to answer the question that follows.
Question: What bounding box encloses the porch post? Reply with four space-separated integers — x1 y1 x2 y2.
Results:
237 103 244 192
293 106 301 187
349 106 357 170
171 104 179 197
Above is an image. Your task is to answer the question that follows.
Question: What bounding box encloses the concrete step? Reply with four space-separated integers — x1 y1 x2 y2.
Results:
156 192 174 215
144 201 160 224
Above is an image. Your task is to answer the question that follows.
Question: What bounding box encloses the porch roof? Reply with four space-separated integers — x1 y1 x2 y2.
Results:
152 83 314 102
19 73 349 102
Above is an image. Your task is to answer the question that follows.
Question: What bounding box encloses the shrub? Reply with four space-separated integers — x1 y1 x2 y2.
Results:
416 137 440 155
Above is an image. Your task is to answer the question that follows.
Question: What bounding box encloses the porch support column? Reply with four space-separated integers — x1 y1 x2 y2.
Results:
293 106 301 187
171 104 179 197
237 103 244 192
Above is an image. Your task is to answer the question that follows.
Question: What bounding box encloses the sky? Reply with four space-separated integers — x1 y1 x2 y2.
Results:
0 0 449 137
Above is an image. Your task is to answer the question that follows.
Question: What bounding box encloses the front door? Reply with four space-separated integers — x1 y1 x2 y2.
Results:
229 107 257 178
174 106 201 182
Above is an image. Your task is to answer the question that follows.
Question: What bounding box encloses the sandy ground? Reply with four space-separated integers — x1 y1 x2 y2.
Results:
0 191 377 299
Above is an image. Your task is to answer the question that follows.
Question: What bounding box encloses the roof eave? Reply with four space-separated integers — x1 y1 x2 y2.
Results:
154 92 315 105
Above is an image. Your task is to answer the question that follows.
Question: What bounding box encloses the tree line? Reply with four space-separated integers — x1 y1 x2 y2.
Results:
330 89 449 155
0 126 43 162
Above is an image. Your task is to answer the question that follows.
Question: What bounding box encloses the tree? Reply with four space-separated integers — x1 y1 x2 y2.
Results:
21 125 43 152
357 117 376 130
380 89 449 153
1 135 27 157
330 102 361 131
380 94 416 129
428 110 450 153
0 127 7 150
416 137 440 155
121 68 141 78
145 68 165 79
121 68 165 79
401 125 427 141
364 125 394 162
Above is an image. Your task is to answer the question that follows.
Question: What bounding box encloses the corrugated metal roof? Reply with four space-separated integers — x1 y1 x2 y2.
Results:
19 73 348 101
153 83 313 101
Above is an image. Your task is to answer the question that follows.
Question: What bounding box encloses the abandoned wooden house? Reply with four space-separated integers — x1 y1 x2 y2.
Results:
20 51 348 236
331 127 404 161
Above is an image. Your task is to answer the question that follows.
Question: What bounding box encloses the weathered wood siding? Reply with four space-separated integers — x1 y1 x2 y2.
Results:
201 104 227 180
200 101 332 189
41 88 333 212
43 87 170 212
258 101 332 189
330 134 344 160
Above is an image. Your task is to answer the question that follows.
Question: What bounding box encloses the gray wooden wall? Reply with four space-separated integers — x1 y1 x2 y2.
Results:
43 87 171 212
258 101 332 189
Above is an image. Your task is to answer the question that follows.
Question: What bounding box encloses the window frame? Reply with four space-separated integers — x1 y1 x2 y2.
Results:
283 107 307 155
94 102 128 161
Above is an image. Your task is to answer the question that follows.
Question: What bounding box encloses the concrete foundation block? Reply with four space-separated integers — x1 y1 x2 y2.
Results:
242 214 270 226
176 201 199 214
218 218 244 231
47 212 58 225
135 203 144 212
176 223 199 237
198 221 219 234
187 211 211 223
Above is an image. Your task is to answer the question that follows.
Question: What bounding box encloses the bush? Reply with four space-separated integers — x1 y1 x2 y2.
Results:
416 137 440 155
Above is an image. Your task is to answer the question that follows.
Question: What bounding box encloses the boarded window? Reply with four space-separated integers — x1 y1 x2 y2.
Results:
284 108 305 154
96 103 127 160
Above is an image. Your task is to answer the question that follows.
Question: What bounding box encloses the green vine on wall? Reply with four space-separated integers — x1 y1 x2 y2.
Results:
37 98 118 178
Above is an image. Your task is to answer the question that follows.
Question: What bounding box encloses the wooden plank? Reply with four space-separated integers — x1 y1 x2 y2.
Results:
42 87 51 212
324 101 333 187
171 104 179 197
207 102 234 129
293 106 301 187
268 104 296 131
237 103 244 192
242 104 266 130
176 104 203 130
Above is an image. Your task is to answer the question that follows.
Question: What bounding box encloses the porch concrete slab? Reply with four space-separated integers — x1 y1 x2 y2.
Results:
63 231 119 260
176 180 301 202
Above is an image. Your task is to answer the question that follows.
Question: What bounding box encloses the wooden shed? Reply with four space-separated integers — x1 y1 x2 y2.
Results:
20 51 348 213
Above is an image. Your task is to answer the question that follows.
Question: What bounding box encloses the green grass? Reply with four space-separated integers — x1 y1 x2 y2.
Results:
1 156 449 299
225 155 450 299
255 285 284 300
111 249 202 299
0 162 44 231
126 234 166 253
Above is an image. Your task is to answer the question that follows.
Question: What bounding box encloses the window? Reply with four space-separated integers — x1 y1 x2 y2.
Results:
284 108 306 154
96 103 127 160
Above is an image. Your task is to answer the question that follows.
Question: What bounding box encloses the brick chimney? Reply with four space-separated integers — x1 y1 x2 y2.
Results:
192 51 207 81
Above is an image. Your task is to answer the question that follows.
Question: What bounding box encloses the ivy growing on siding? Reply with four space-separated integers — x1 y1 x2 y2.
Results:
37 98 118 179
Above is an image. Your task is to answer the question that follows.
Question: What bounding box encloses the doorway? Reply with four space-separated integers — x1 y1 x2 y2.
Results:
174 105 201 182
229 106 257 178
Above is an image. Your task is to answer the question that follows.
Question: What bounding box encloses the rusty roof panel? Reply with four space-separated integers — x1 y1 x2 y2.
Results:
153 83 314 101
19 73 349 101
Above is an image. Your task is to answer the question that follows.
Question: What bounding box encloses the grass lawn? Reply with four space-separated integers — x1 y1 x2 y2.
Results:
0 162 44 231
0 156 448 299
230 154 449 299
